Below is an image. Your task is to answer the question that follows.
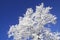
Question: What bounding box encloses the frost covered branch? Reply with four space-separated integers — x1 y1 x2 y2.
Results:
8 3 60 40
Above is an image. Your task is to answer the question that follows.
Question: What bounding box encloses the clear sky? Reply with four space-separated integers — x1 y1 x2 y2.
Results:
0 0 60 40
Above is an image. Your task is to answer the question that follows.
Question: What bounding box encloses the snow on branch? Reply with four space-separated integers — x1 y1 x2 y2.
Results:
8 3 60 40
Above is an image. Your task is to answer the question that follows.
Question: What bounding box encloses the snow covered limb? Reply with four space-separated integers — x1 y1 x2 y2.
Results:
8 3 60 40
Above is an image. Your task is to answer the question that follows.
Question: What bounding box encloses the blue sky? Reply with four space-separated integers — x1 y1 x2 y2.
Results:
0 0 60 40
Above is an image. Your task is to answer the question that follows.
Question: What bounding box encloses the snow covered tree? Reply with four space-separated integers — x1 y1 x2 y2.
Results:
8 3 60 40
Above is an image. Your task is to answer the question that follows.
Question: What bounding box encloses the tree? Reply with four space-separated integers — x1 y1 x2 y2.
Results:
8 3 60 40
